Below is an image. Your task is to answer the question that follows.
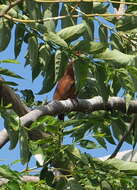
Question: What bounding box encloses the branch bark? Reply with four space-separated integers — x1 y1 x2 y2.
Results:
0 175 39 186
0 96 137 149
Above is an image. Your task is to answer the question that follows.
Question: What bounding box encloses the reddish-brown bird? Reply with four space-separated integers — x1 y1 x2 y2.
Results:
53 61 76 120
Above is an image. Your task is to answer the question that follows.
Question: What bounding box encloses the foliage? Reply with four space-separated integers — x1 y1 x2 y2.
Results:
0 0 137 189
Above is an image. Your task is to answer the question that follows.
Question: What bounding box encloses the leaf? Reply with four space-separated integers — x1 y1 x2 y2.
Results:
14 23 25 58
6 181 20 190
110 33 124 51
111 118 132 144
64 178 83 190
2 111 19 150
95 48 137 65
116 16 137 31
74 59 88 92
57 23 86 43
99 25 108 42
44 32 68 48
101 181 112 190
43 3 59 32
0 68 23 79
72 40 107 54
29 140 45 166
82 18 94 41
55 50 68 82
39 54 55 94
0 5 18 18
0 21 12 52
79 2 93 14
0 81 18 86
22 182 36 190
28 35 39 80
67 145 82 159
106 158 137 172
95 64 110 101
19 127 31 164
0 165 19 180
93 2 109 14
80 139 101 149
94 135 107 149
103 125 116 145
0 59 20 64
60 3 78 29
39 44 51 68
25 0 42 19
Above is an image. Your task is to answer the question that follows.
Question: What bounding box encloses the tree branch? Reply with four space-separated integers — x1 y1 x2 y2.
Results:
0 175 39 186
0 96 137 149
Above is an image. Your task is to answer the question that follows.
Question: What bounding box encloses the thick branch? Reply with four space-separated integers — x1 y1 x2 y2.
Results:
0 175 39 186
0 96 137 149
0 77 29 116
0 96 136 148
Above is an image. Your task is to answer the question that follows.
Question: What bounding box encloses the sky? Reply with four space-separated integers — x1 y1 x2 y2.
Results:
0 20 135 172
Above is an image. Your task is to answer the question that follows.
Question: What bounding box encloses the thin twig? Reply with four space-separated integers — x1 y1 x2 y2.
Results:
3 12 137 24
34 0 137 6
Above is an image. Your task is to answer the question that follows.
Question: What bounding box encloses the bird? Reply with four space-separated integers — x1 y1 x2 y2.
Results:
53 60 76 120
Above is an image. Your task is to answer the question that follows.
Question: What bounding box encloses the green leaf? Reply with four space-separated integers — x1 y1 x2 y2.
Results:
19 127 31 164
39 44 51 69
0 81 18 86
93 2 109 14
57 23 86 42
80 139 101 149
74 59 88 92
0 165 19 180
29 140 45 166
60 3 78 29
111 118 132 143
116 16 137 31
0 68 23 79
21 182 36 190
67 145 82 159
39 54 55 94
0 21 12 52
99 25 108 42
0 5 18 18
0 59 20 64
94 136 107 149
106 158 137 172
103 125 116 145
2 111 19 150
95 64 110 101
14 23 25 58
95 48 137 65
82 18 94 41
25 0 42 19
72 40 107 54
43 3 59 32
64 178 83 190
101 181 112 190
44 32 68 48
6 181 20 190
110 33 124 51
28 35 39 80
79 2 93 14
55 50 68 82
